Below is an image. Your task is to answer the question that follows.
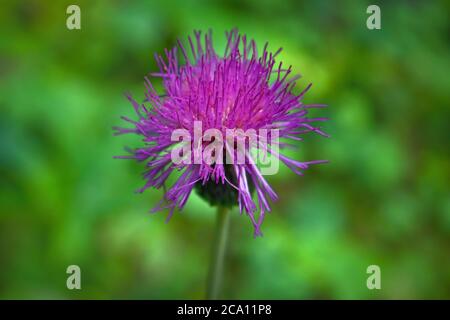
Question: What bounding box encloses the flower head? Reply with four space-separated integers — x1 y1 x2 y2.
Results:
115 29 328 236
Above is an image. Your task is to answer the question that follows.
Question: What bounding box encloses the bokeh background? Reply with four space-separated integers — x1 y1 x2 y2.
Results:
1 0 449 299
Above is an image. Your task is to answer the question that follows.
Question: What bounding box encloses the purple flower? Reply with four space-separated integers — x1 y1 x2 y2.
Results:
114 29 328 236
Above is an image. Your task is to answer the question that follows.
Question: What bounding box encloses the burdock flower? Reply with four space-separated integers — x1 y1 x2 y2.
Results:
115 29 328 237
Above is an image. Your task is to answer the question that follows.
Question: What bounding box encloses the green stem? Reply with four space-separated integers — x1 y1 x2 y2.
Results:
206 206 230 300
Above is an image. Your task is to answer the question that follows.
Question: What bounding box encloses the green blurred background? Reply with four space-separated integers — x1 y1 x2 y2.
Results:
1 0 449 299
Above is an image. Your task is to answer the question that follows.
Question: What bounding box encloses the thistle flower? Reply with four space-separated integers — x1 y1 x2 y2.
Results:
114 29 328 236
